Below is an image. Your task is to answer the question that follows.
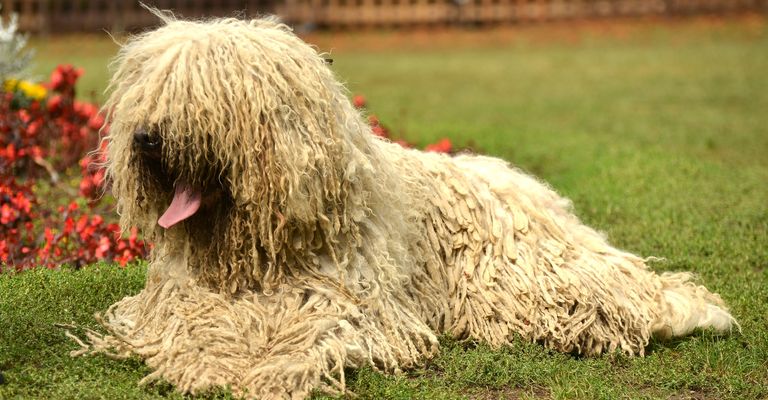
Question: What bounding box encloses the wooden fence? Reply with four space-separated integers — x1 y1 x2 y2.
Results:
277 0 765 28
0 1 274 33
1 0 766 33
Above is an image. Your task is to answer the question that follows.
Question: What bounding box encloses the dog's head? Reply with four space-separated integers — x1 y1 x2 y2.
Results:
105 13 377 290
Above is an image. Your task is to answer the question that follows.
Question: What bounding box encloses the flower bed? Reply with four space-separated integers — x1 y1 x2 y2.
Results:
1 65 147 270
0 68 452 272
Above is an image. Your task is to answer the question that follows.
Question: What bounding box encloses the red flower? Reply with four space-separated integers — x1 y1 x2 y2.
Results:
0 240 8 262
425 138 453 153
90 214 104 227
12 192 32 213
371 125 387 138
26 119 42 136
1 144 17 163
353 95 367 108
17 109 31 123
74 101 98 119
49 64 83 94
95 236 111 258
28 145 44 159
1 203 15 225
88 114 105 131
63 217 74 234
47 95 63 113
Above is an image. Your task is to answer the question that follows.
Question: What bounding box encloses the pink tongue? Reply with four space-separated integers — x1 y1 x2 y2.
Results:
158 183 202 228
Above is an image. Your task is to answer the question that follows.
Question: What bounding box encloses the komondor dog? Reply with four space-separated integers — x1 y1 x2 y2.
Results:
78 11 737 399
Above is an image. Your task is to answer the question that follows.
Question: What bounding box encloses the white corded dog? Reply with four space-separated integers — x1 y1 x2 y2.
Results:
78 11 736 399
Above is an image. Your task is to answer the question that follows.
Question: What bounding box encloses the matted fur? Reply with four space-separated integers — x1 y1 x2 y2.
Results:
76 11 737 399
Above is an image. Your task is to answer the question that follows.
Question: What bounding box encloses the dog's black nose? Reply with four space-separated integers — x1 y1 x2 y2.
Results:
134 129 160 151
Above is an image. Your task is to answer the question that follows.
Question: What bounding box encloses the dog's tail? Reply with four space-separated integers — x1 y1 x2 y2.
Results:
651 272 738 339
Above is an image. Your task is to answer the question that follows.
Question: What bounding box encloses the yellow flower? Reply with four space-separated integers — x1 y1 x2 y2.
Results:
19 81 47 100
3 78 19 92
3 78 47 100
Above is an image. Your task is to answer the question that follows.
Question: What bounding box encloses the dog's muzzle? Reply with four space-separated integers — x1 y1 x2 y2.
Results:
132 128 203 229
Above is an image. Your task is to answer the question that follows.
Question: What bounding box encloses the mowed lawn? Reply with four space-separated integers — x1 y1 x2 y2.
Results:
2 17 767 399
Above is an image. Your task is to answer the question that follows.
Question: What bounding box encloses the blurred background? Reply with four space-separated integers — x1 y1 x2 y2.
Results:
3 0 765 235
2 1 765 246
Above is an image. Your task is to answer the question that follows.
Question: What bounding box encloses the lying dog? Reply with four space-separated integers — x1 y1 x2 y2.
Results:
84 11 736 399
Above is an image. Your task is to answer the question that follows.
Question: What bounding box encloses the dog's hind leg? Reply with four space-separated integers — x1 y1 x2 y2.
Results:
651 272 738 339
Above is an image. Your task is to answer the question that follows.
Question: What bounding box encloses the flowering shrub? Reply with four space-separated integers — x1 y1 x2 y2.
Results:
0 65 147 271
0 72 451 272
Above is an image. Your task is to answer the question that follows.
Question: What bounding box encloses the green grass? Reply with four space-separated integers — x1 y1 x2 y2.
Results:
4 20 768 399
28 35 119 102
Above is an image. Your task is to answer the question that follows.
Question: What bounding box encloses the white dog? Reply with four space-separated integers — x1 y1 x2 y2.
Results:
77 12 736 399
